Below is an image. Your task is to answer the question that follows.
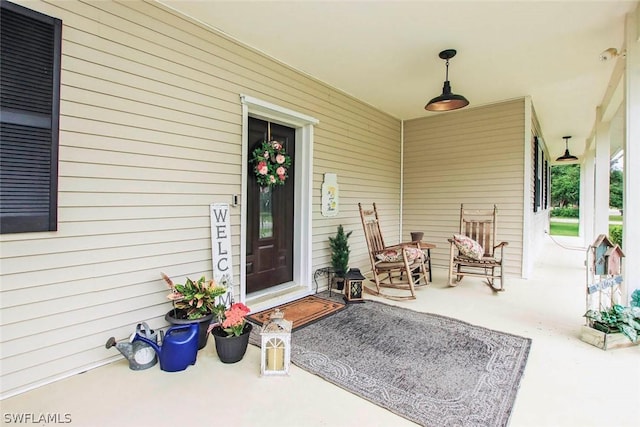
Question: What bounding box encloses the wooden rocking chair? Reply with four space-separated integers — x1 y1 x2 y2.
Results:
359 203 429 300
448 204 508 291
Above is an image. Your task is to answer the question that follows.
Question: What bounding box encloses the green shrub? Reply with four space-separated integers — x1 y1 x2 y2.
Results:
610 225 622 247
550 207 579 218
329 225 352 278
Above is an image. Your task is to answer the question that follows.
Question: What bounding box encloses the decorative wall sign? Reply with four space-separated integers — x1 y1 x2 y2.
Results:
321 173 339 217
211 203 234 305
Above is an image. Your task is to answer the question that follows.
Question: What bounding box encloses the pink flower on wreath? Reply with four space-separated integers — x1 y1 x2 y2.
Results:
272 141 282 150
275 154 285 164
269 175 276 183
257 161 268 175
276 166 286 177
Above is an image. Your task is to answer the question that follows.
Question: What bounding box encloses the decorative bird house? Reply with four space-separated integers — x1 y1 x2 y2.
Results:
260 309 292 376
344 268 365 303
604 245 624 276
592 234 615 276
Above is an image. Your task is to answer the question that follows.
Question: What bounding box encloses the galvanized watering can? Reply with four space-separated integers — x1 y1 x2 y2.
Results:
105 322 159 370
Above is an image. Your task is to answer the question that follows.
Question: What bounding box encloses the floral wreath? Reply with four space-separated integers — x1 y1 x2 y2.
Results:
251 140 291 187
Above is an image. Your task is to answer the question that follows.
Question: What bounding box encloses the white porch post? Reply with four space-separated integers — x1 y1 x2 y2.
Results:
624 6 640 299
580 146 595 246
593 116 611 238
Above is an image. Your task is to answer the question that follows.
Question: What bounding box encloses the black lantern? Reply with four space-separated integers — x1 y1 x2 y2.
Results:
556 136 578 162
344 268 365 303
425 49 469 112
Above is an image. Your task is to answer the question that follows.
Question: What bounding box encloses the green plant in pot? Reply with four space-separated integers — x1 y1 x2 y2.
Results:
210 302 253 364
631 289 640 308
584 304 640 343
329 224 352 290
162 273 228 350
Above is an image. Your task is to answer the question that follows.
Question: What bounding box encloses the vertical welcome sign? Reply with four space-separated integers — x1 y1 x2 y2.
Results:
210 203 234 305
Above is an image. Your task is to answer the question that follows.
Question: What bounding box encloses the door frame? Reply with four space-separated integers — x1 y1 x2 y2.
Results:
240 95 319 304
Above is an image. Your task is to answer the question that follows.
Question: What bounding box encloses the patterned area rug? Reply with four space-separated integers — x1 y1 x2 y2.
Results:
247 295 345 331
286 301 531 427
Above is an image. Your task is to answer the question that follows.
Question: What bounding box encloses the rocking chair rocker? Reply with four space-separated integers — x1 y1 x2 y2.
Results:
448 204 508 291
359 203 429 300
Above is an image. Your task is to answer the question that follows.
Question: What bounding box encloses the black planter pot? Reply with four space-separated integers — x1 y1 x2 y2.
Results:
211 323 252 364
165 310 213 350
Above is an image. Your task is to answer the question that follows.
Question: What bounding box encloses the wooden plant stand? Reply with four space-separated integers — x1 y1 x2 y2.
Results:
580 325 639 350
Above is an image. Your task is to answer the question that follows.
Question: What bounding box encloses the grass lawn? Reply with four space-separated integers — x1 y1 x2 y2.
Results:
550 221 579 236
609 215 622 222
550 220 622 239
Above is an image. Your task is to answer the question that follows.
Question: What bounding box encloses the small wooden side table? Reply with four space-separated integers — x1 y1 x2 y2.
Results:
417 242 436 282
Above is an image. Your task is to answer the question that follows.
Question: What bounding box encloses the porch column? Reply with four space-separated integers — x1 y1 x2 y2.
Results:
593 116 610 238
580 145 595 246
624 6 640 299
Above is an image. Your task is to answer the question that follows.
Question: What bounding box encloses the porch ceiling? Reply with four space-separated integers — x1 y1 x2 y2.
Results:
160 0 634 161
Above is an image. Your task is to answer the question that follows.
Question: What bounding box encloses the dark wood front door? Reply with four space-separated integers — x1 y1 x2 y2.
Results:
246 117 295 294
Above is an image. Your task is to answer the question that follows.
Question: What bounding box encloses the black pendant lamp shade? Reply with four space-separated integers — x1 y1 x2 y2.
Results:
425 49 469 112
556 136 578 162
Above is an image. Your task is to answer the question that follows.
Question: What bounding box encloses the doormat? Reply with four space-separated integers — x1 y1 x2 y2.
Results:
286 301 531 426
247 295 345 331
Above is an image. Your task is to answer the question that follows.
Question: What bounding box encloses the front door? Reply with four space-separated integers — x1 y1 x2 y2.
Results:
246 117 295 294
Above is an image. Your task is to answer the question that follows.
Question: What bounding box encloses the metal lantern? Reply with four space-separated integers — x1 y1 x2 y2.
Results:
344 268 365 303
260 309 292 376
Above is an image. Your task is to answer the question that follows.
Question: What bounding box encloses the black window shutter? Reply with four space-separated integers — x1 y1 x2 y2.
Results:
533 137 539 212
544 159 549 209
0 0 61 233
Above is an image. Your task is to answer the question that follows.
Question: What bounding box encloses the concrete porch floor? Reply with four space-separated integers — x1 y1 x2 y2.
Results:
2 236 638 427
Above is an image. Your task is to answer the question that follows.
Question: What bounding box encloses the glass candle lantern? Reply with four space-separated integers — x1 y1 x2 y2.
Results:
260 309 292 376
344 268 365 303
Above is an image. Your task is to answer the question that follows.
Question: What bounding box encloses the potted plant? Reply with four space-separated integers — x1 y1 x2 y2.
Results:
632 289 640 308
210 302 252 363
584 304 640 343
329 224 352 290
161 273 228 350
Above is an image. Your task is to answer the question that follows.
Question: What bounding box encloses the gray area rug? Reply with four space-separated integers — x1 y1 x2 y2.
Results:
270 301 531 427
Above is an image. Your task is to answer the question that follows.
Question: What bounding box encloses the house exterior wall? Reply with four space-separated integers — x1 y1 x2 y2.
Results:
402 99 526 277
527 106 552 277
0 0 401 398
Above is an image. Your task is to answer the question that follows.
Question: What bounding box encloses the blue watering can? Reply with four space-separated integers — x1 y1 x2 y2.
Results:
133 323 199 372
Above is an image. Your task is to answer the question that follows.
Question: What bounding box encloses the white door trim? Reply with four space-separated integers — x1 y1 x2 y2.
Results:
240 95 319 307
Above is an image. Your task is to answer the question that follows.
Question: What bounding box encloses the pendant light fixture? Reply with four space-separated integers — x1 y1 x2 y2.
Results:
425 49 469 112
556 136 578 162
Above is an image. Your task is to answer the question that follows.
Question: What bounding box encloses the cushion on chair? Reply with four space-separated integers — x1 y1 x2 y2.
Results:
375 247 424 262
452 234 484 260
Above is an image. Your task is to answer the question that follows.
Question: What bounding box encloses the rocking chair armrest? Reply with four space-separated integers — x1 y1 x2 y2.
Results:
382 243 403 251
398 241 422 249
493 241 509 249
371 246 405 256
380 242 418 251
494 241 508 260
